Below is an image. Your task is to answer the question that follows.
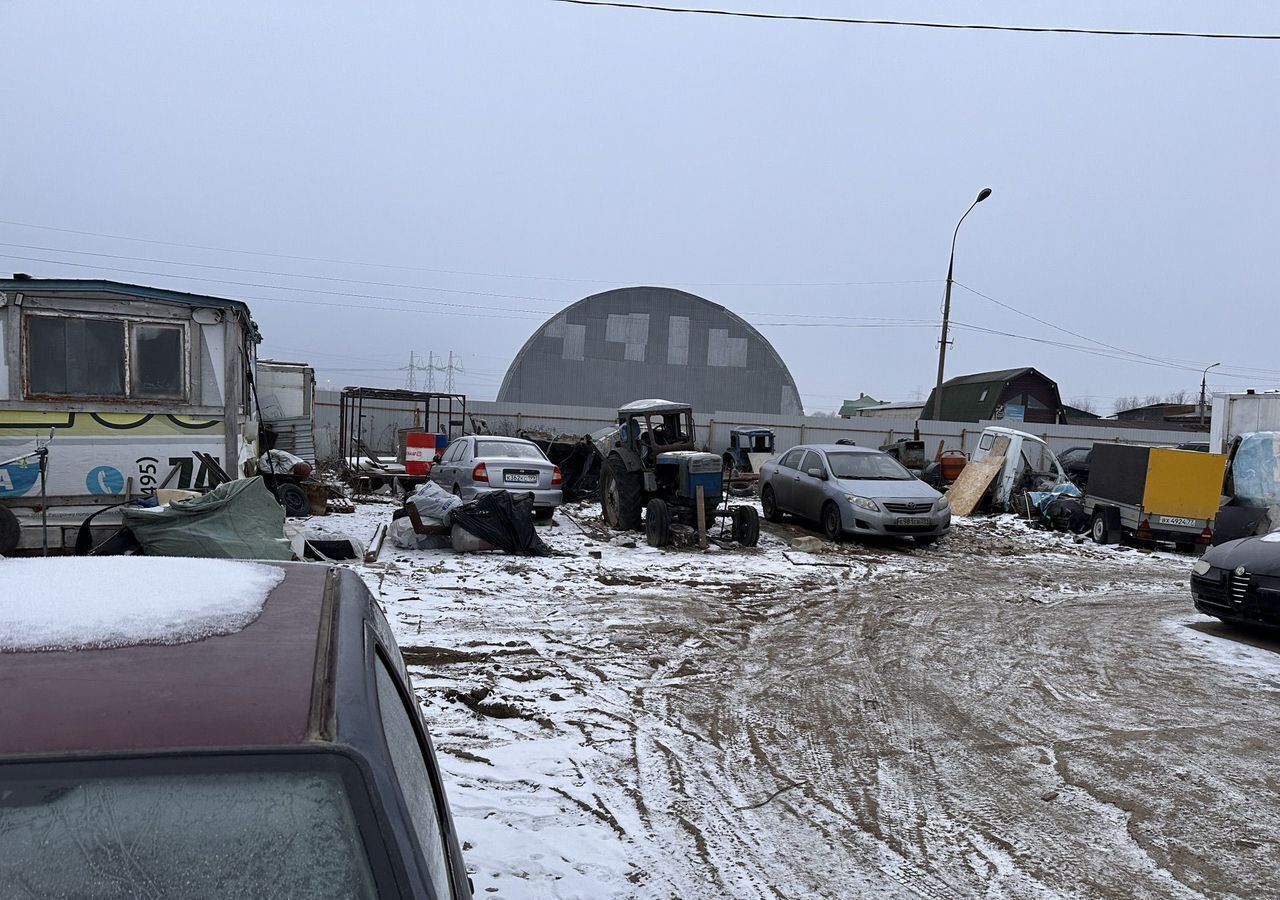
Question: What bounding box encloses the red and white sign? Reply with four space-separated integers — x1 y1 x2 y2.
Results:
405 432 447 476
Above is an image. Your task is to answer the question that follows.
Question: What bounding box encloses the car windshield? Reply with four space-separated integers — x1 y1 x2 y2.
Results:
0 763 379 900
826 452 914 481
476 440 544 460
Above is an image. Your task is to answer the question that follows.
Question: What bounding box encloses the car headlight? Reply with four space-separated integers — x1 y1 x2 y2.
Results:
845 494 879 511
935 496 950 512
1192 559 1212 577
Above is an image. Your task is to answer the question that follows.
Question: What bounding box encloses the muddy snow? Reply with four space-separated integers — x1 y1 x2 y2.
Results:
344 500 1280 899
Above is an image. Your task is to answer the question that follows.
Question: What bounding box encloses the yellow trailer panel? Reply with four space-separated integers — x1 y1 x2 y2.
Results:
1141 449 1227 520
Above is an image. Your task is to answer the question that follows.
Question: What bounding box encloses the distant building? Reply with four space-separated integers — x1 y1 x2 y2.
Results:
854 399 926 419
921 367 1066 424
497 286 804 416
1113 402 1198 423
839 393 885 417
1062 404 1101 423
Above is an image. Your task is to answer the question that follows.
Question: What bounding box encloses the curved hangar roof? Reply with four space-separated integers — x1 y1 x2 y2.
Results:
497 287 804 415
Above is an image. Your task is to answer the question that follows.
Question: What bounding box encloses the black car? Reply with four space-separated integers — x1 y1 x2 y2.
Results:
1057 445 1093 488
1191 535 1280 628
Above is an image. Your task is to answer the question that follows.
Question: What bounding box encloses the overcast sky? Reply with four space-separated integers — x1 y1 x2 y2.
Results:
2 1 1277 414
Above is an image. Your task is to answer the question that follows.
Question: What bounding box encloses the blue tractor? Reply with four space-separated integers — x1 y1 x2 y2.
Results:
596 399 760 548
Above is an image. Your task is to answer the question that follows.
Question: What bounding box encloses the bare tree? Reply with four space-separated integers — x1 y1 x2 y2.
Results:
1113 395 1140 415
1165 389 1189 405
1069 396 1098 415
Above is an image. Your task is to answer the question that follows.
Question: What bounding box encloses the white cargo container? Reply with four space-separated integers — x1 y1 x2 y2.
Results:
1209 392 1280 454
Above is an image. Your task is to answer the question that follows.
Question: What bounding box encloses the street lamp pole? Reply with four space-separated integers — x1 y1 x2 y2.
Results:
929 187 992 422
1199 361 1220 427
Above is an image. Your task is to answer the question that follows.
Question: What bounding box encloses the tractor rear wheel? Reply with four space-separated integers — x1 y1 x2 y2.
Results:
645 498 672 547
601 455 643 531
732 506 760 547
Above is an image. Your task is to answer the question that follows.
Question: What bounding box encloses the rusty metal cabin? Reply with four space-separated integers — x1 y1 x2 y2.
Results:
0 277 260 550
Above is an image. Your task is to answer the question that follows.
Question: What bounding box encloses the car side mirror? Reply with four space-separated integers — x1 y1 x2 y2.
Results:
806 467 827 480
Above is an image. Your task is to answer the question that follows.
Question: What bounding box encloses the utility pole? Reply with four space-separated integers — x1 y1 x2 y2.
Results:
425 351 436 392
930 188 993 422
1199 362 1221 427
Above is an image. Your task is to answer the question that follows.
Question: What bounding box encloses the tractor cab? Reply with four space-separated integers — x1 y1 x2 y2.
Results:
597 399 759 548
615 401 697 460
730 429 775 455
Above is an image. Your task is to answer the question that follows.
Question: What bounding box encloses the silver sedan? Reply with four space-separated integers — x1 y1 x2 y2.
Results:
429 435 563 518
759 444 950 544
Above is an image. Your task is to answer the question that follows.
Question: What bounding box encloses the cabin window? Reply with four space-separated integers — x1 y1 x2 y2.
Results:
27 317 126 397
133 324 185 398
25 315 185 401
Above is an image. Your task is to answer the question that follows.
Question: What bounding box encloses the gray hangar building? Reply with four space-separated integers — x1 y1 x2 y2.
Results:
496 286 804 416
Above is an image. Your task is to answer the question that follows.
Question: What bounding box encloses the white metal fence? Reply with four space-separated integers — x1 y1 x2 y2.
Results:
314 390 1199 467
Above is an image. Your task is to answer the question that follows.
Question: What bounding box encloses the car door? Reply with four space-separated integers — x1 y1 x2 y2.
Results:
441 439 468 491
773 447 806 511
793 450 828 519
432 442 454 489
373 650 466 899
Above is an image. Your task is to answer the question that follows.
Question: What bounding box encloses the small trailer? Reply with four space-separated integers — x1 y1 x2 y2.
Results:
1084 443 1228 549
0 277 262 554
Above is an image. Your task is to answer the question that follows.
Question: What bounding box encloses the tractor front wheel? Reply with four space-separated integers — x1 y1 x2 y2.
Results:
645 498 673 547
601 455 643 531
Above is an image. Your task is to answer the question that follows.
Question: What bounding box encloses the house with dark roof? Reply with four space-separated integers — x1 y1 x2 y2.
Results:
921 367 1066 424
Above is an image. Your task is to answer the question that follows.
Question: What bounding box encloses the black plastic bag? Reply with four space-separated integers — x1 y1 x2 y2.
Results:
1043 497 1089 534
450 491 551 556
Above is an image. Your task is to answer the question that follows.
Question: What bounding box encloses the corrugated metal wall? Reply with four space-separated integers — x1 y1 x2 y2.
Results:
314 390 1200 467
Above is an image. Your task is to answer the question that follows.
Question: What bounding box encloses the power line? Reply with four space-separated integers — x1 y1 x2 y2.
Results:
552 0 1280 41
0 218 938 289
0 240 570 305
0 253 555 318
952 281 1280 379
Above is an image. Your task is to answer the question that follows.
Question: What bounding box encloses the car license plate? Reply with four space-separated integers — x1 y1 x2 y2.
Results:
504 471 539 484
896 517 932 527
1158 516 1197 527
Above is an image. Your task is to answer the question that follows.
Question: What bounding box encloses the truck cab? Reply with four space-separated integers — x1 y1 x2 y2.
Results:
970 426 1069 510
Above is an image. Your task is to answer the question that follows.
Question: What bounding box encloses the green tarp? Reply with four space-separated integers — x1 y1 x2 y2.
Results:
122 477 292 560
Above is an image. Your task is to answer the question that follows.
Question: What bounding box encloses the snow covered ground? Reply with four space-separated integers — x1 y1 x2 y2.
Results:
343 500 1280 899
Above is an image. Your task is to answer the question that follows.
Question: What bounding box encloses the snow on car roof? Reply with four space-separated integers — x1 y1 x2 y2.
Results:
618 399 690 414
0 558 285 652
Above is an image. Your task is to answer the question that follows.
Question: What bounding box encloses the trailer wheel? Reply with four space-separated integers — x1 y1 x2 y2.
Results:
732 506 760 547
276 483 311 518
0 506 19 556
1090 511 1118 545
645 498 672 547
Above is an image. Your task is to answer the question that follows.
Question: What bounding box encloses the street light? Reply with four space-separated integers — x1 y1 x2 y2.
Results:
1199 361 1221 427
929 187 993 422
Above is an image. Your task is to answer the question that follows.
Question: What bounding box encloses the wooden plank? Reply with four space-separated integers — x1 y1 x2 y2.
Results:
946 435 1010 516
